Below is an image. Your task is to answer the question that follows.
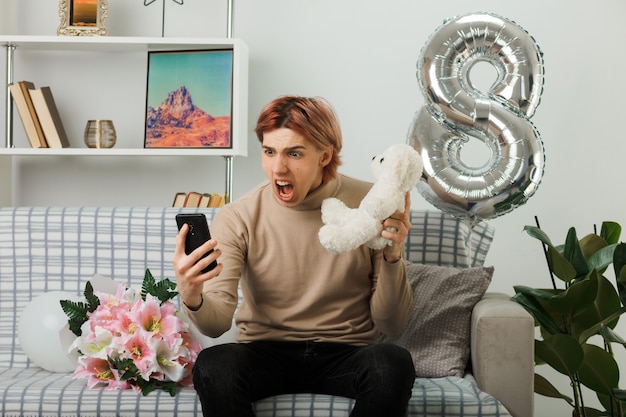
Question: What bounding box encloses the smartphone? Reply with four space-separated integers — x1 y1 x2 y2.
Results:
175 213 218 273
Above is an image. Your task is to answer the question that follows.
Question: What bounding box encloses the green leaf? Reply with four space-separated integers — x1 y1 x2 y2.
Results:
533 373 573 403
535 334 584 378
83 281 99 313
571 273 621 341
614 243 626 306
138 380 158 396
578 306 626 344
59 299 89 336
141 268 156 301
59 299 88 321
547 246 578 282
109 357 139 381
523 225 577 282
600 221 621 245
159 381 178 397
535 373 574 406
564 227 590 280
585 243 617 277
60 281 100 336
579 233 608 261
523 225 555 246
512 289 563 335
141 269 178 304
578 344 620 396
134 375 177 396
547 273 598 318
596 393 614 417
575 407 612 417
600 324 626 347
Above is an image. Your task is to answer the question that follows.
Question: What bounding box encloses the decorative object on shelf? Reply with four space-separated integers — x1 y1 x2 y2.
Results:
84 119 116 148
408 12 545 224
58 0 109 37
144 0 184 38
61 270 202 396
144 49 234 149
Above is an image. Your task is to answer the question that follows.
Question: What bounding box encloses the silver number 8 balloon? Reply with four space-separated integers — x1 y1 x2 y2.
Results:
408 12 545 222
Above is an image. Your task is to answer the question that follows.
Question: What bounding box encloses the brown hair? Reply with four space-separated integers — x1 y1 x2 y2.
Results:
254 95 342 182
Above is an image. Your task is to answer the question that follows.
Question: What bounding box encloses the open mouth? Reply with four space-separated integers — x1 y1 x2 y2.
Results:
276 180 294 200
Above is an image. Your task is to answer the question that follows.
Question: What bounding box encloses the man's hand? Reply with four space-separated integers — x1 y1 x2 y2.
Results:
173 223 223 310
381 192 412 263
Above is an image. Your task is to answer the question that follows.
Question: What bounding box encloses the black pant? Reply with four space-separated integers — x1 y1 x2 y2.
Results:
192 341 415 416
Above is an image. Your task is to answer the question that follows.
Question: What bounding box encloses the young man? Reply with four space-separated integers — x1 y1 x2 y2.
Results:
173 96 415 416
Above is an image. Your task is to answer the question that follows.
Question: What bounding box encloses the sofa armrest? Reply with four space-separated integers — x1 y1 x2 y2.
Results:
470 292 535 417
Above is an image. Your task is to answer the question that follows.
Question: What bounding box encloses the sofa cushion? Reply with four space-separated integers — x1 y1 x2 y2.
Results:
406 211 494 268
381 263 494 377
252 376 509 417
0 367 510 417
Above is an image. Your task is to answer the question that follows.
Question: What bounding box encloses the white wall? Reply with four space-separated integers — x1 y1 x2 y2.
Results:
3 1 626 415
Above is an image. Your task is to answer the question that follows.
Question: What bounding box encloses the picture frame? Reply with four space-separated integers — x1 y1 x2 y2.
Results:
144 49 235 149
57 0 109 37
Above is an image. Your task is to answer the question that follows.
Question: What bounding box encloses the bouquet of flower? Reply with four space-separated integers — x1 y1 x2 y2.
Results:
60 269 202 396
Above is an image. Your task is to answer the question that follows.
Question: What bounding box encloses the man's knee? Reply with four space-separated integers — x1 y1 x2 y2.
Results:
364 343 415 394
193 343 248 388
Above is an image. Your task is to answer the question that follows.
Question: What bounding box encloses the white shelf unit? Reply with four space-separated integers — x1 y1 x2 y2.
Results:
0 35 249 206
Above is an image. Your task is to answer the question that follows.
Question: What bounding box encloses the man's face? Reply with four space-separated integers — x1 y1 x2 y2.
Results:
261 128 331 208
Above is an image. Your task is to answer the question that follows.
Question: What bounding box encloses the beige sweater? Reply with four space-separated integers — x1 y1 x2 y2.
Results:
185 174 413 346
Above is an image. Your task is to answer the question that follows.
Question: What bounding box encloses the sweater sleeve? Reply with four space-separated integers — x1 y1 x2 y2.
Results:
369 250 412 336
182 207 244 338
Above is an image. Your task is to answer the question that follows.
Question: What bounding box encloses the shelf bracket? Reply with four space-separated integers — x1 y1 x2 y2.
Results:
224 155 234 203
227 0 234 38
4 43 15 148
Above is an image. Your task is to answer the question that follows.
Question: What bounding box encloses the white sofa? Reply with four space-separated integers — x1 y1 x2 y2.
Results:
0 207 533 417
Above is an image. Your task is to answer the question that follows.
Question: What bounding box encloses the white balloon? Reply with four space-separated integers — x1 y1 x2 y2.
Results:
18 291 80 373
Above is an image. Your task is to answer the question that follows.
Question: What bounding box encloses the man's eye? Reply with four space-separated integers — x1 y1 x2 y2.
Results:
289 152 301 157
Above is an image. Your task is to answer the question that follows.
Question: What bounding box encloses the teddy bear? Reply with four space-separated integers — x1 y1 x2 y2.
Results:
318 143 424 254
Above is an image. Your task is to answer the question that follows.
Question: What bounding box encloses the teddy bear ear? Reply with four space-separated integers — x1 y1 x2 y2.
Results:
390 152 408 177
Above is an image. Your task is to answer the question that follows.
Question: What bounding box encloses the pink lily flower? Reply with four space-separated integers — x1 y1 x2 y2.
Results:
123 328 157 380
73 357 130 390
130 295 184 348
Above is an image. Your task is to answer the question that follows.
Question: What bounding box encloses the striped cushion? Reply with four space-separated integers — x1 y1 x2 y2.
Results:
0 207 503 417
0 367 507 417
407 211 493 267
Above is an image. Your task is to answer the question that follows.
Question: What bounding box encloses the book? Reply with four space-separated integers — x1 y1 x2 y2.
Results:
199 193 212 208
9 81 47 148
18 81 47 148
183 191 203 208
28 86 70 148
172 192 186 207
208 193 226 208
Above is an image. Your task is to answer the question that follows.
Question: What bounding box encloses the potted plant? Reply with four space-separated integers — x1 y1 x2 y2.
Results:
512 219 626 416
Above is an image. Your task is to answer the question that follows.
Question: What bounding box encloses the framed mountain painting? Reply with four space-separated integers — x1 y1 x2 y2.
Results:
144 49 234 149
